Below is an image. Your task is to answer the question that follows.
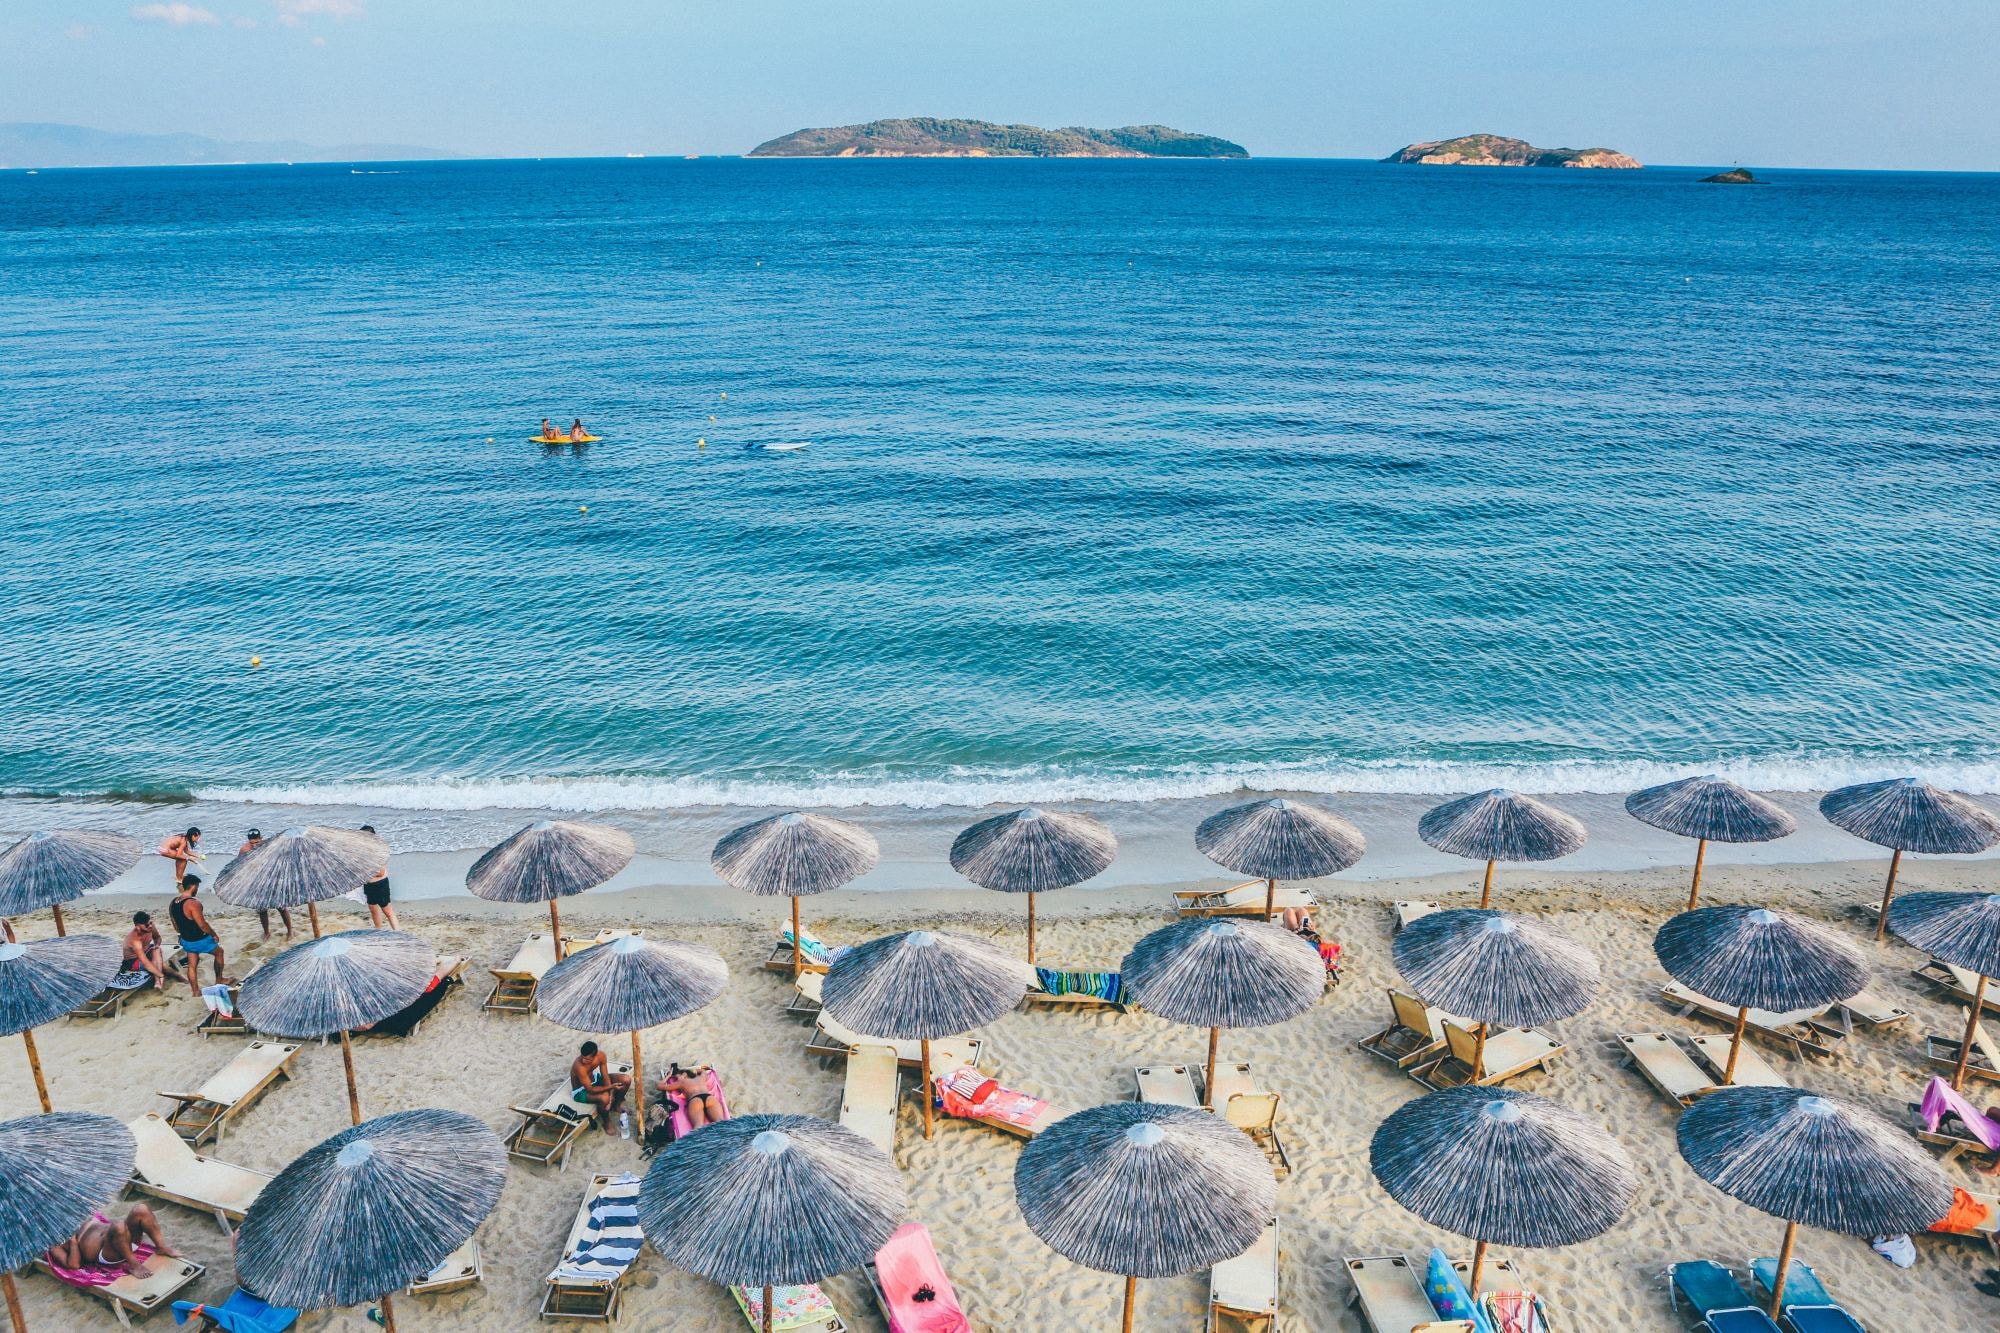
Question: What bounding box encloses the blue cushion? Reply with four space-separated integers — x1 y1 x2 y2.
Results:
1708 1311 1784 1333
1783 1309 1865 1333
172 1292 299 1333
1672 1260 1754 1315
1749 1258 1833 1308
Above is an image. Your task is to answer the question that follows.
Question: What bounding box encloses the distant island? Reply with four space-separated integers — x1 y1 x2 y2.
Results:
748 118 1248 159
0 123 454 169
1383 133 1640 169
1700 168 1760 184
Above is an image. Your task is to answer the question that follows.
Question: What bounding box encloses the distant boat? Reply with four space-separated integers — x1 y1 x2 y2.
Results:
750 441 811 453
626 153 644 159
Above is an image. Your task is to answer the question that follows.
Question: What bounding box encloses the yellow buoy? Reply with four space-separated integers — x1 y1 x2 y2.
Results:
709 415 715 423
250 656 262 668
697 437 706 449
487 437 494 443
720 392 727 400
579 505 588 514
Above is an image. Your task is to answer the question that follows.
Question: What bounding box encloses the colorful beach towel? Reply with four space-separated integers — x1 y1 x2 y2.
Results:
730 1281 838 1331
1920 1074 2000 1151
1033 967 1125 1004
552 1175 643 1283
109 968 153 991
1932 1186 1995 1235
1423 1249 1498 1333
934 1069 1047 1130
779 926 833 966
874 1222 972 1333
1483 1289 1547 1333
44 1214 154 1288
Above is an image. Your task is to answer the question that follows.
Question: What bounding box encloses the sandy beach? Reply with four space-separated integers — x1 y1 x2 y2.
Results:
7 854 1997 1331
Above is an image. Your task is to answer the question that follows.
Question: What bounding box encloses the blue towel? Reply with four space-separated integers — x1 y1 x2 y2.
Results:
172 1291 298 1333
553 1175 643 1283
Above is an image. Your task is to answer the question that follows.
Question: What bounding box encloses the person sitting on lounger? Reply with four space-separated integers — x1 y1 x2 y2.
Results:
44 1204 178 1276
570 1040 631 1134
659 1063 725 1130
122 910 183 987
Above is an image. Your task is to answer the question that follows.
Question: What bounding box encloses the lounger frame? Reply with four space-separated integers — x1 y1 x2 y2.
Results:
34 1253 206 1328
508 1063 633 1170
541 1175 633 1322
156 1040 300 1148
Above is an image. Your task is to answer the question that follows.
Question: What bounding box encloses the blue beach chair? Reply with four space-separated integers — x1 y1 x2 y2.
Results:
172 1290 298 1333
1668 1260 1783 1332
1749 1259 1866 1333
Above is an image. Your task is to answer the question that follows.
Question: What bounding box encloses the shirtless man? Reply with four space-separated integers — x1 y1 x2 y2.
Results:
237 829 292 940
660 1064 724 1130
44 1204 177 1276
169 874 230 997
570 1041 631 1134
122 911 182 987
158 827 202 889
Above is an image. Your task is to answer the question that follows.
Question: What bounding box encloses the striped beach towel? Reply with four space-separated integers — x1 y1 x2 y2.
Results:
552 1175 643 1283
1033 967 1125 1003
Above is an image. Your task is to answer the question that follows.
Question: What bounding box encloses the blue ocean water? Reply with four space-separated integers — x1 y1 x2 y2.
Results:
3 157 1999 818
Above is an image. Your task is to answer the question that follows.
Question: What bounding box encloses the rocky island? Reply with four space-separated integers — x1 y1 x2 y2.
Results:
748 118 1248 159
1384 133 1640 169
1700 167 1760 184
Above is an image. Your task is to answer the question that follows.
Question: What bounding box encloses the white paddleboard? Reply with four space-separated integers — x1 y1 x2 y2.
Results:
753 441 811 452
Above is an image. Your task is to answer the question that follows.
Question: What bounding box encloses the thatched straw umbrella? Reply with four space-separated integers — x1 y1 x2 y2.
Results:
0 830 142 937
822 930 1035 1138
1393 909 1600 1079
951 808 1116 965
1015 1100 1274 1333
1417 790 1585 909
536 934 728 1128
1678 1087 1951 1317
1820 778 2000 941
711 812 878 974
1371 1086 1635 1290
1888 890 2000 1088
637 1114 906 1333
236 1108 505 1333
1625 776 1797 911
0 1111 136 1330
1194 797 1366 921
1120 918 1323 1109
467 819 635 962
237 930 435 1125
215 825 390 939
1652 906 1866 1085
0 934 120 1112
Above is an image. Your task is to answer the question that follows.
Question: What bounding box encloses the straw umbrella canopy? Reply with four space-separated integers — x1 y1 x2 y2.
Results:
1625 776 1797 911
1393 909 1600 1080
821 930 1035 1138
535 934 728 1130
1120 917 1323 1109
1652 906 1866 1086
215 824 390 939
236 1108 505 1333
0 830 143 937
1820 778 2000 941
466 819 635 962
236 930 435 1125
1371 1086 1636 1290
1015 1100 1274 1333
1194 796 1366 920
951 807 1117 965
0 1112 135 1331
710 812 878 974
1888 890 2000 1088
1417 790 1586 909
1678 1087 1951 1317
637 1114 906 1333
0 934 120 1112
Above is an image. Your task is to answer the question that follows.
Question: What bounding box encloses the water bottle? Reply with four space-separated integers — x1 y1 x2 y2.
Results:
619 1111 632 1140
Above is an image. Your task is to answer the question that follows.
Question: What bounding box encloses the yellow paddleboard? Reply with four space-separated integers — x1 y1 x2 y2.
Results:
531 434 599 444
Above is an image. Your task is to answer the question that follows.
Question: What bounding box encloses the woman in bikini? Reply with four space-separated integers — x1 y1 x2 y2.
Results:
45 1205 178 1276
661 1064 724 1129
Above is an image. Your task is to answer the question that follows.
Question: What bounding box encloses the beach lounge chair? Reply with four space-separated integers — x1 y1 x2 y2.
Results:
35 1227 205 1329
1024 965 1132 1012
156 1040 300 1148
764 924 835 976
730 1283 848 1332
1411 1022 1563 1090
1659 982 1842 1058
1344 1254 1450 1333
839 1044 902 1154
69 967 155 1021
1359 990 1453 1070
126 1112 271 1234
1912 958 2000 1014
935 1065 1071 1140
1617 1032 1718 1107
1747 1259 1864 1333
1668 1260 1782 1333
805 1012 981 1072
1223 1091 1290 1178
1922 1014 2000 1085
1687 1035 1789 1089
409 1238 484 1295
488 930 625 1014
1829 987 1912 1032
867 1222 968 1333
1207 1216 1278 1333
542 1174 643 1321
1926 1186 2000 1255
1394 901 1444 931
194 981 249 1038
1133 1063 1203 1108
508 1061 634 1169
785 970 825 1017
355 955 465 1039
1176 880 1311 918
171 1289 298 1332
1908 1100 1999 1165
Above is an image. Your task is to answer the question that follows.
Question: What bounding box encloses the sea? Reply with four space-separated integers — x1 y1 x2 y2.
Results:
4 157 1999 883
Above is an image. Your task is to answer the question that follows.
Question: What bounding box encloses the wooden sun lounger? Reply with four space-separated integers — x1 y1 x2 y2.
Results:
1923 1015 2000 1085
507 1062 633 1169
1688 1035 1789 1088
1209 1216 1278 1333
1412 1022 1563 1090
1394 900 1445 931
806 1013 980 1072
1913 959 2000 1014
1345 1253 1462 1333
838 1044 901 1155
1358 989 1453 1070
1223 1090 1290 1178
1659 982 1843 1057
156 1040 300 1147
1175 880 1311 918
786 971 825 1017
1908 1101 1997 1165
410 1237 484 1295
764 934 832 976
68 976 151 1021
542 1174 635 1322
35 1252 205 1328
488 931 628 1013
1617 1031 1718 1107
126 1111 271 1234
1832 987 1912 1031
1134 1063 1204 1108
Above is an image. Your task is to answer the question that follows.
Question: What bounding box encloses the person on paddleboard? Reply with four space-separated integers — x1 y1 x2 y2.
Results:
540 418 562 442
569 418 588 441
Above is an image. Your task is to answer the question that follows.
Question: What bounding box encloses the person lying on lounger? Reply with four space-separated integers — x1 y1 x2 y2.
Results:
659 1064 727 1129
44 1203 178 1276
570 1040 631 1134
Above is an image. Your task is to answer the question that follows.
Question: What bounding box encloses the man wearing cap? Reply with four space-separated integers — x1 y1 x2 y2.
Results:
237 828 292 940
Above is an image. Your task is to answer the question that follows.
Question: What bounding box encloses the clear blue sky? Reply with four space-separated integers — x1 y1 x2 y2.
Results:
5 1 1996 168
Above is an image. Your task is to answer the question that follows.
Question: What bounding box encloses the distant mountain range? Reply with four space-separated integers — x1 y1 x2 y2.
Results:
749 118 1248 159
0 123 455 169
1384 133 1640 169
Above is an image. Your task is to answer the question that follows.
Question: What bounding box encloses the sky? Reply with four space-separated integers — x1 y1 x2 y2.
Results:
4 1 1998 169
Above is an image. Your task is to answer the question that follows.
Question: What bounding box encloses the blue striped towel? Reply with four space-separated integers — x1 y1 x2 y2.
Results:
552 1175 643 1283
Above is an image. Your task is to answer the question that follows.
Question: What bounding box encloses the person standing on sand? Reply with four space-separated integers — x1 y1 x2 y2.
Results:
158 827 201 888
358 824 398 930
237 829 292 940
168 873 231 997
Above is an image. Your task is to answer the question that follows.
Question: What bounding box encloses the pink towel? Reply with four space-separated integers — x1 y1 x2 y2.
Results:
669 1069 730 1138
1920 1075 2000 1151
874 1223 971 1333
934 1071 1046 1129
44 1215 154 1288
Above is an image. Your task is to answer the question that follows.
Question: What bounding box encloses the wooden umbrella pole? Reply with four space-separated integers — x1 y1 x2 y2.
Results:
1478 859 1496 910
1263 877 1277 922
1768 1220 1799 1317
21 1028 51 1113
922 1038 934 1139
50 902 67 937
630 1029 646 1138
1120 1275 1137 1333
549 899 566 961
763 1284 775 1333
791 896 802 974
1470 1239 1489 1293
1875 849 1902 942
1472 1024 1489 1084
1687 838 1709 912
377 1290 398 1333
1026 892 1037 966
338 1029 362 1125
2 1272 27 1333
1955 975 1991 1090
307 901 322 939
1204 1026 1220 1110
1723 1007 1748 1085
